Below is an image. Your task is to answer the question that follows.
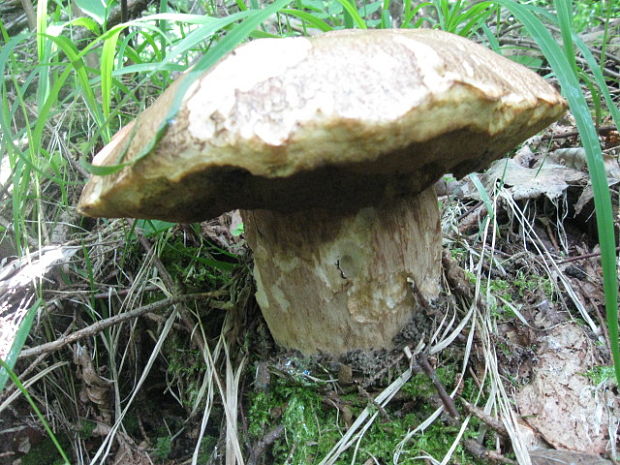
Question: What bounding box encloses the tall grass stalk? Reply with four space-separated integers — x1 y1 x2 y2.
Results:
0 300 41 392
498 0 619 385
0 357 71 464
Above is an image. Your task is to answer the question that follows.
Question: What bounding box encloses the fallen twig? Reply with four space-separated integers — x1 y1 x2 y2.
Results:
464 438 518 464
541 125 618 141
246 425 285 465
418 353 460 419
461 399 509 437
18 292 223 359
558 246 620 264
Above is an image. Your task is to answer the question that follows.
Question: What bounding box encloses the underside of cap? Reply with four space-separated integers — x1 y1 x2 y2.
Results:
78 28 566 222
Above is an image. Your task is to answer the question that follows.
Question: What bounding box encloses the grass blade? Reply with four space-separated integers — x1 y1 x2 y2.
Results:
100 29 122 140
46 34 106 130
573 36 620 129
336 0 368 29
35 0 51 110
0 357 71 464
281 8 333 31
498 0 620 386
0 300 41 393
0 33 29 154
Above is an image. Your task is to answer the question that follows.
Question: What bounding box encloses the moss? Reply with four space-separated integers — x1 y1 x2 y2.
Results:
247 366 485 464
483 270 555 322
582 365 617 385
513 270 553 298
153 435 173 461
249 377 340 463
122 412 141 438
21 436 69 465
78 419 97 439
164 333 204 409
196 435 218 463
158 234 236 291
403 367 455 401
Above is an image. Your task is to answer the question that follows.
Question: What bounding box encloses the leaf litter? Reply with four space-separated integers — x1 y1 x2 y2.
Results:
438 118 620 462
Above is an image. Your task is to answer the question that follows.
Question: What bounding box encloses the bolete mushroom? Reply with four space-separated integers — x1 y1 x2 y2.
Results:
78 29 566 355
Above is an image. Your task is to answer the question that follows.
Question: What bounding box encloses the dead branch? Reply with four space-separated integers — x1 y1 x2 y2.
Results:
418 353 460 419
246 425 285 465
18 292 223 359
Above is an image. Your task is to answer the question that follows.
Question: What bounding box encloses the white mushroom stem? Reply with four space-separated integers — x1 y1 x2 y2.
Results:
241 186 442 355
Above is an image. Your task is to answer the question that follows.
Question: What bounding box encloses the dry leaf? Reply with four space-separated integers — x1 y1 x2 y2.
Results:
484 158 585 201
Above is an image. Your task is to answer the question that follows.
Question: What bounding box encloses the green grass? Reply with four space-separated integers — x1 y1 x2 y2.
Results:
422 0 497 36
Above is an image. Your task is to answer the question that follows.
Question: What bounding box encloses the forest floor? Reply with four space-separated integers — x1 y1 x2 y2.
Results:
0 4 619 463
1 116 618 465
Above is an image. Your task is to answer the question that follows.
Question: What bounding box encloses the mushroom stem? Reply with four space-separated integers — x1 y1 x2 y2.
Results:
241 186 442 355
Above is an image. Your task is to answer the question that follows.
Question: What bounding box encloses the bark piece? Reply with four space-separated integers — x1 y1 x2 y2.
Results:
516 323 619 454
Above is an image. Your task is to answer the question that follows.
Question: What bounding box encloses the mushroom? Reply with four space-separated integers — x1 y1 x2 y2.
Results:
78 29 566 355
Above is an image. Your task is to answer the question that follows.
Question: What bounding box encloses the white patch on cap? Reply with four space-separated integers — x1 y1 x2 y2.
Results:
186 38 312 142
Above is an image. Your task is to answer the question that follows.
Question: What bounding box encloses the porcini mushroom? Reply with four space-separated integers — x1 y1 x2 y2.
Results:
78 29 566 355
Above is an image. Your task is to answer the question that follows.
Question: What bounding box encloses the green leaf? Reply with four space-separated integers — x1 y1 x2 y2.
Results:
193 255 236 272
508 54 543 69
81 157 131 175
75 0 107 25
381 0 393 28
161 11 253 65
35 0 50 107
67 16 102 35
281 8 333 31
45 34 106 130
402 1 432 28
135 219 176 236
100 29 122 139
573 35 620 129
336 0 367 29
469 173 494 224
0 33 29 154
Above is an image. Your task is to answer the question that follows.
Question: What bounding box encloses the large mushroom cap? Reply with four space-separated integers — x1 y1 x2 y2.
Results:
78 28 566 222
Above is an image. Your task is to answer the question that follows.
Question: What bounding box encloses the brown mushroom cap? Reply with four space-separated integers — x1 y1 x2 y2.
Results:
78 28 566 222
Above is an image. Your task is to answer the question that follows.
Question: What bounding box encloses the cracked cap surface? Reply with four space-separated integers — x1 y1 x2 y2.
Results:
78 28 566 222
